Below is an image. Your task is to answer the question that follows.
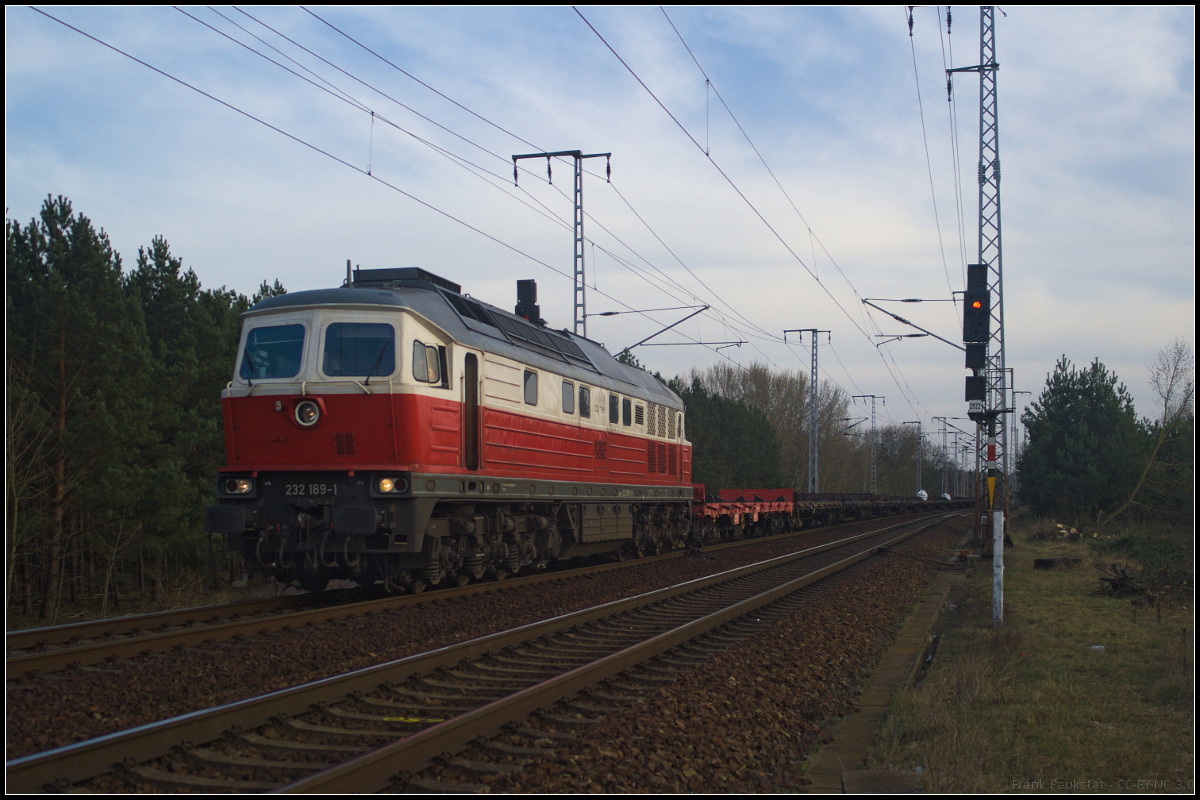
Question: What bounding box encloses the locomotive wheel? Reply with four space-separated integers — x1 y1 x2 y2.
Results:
410 579 427 594
454 573 470 587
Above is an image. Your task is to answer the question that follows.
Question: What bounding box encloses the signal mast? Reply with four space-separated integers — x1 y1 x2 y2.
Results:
950 6 1008 624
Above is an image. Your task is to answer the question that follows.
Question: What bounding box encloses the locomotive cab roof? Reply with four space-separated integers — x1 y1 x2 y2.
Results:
245 268 684 410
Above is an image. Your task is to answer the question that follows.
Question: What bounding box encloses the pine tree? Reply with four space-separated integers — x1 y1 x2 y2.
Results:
124 238 215 568
1018 357 1150 522
670 377 784 492
6 196 155 619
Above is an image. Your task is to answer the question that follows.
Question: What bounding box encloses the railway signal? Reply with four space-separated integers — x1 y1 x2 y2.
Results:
949 7 1008 625
963 263 991 421
963 263 990 344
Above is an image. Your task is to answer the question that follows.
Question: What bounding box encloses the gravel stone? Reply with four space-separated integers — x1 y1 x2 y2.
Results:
4 520 943 765
488 528 956 793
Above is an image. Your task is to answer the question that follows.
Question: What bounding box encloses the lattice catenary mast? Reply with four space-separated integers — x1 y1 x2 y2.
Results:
950 6 1008 624
786 329 830 493
513 150 611 337
852 395 884 495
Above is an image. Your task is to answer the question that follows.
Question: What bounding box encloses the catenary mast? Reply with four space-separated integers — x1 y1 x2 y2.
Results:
950 6 1007 624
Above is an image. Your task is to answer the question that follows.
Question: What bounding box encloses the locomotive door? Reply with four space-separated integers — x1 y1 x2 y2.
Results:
463 353 480 470
593 391 608 478
594 430 608 478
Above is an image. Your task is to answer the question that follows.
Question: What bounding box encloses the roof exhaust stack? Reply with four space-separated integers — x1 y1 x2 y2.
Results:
515 279 545 326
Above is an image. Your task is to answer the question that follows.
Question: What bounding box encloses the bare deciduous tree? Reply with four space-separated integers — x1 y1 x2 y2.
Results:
1150 339 1195 425
1101 339 1194 527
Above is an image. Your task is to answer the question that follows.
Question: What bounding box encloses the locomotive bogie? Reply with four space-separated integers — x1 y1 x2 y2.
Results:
211 467 691 591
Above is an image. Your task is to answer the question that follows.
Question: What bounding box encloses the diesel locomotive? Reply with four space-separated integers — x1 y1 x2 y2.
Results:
205 267 693 592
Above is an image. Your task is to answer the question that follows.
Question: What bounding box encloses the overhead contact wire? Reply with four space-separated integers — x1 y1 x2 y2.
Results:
240 9 764 356
28 7 759 369
905 7 958 325
264 8 778 360
610 7 929 418
299 7 796 364
660 8 866 322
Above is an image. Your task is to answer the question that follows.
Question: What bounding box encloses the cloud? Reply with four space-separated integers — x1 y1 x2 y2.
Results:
5 6 1193 424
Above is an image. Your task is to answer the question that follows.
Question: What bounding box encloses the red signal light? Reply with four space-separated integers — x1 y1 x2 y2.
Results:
963 289 990 343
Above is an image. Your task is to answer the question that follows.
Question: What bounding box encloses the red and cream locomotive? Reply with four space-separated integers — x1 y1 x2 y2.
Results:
205 268 693 592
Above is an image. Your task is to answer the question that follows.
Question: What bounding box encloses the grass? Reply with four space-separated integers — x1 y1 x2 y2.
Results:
866 514 1195 793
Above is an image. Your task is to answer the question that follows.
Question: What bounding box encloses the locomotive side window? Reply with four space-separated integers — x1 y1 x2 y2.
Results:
579 386 591 418
622 398 632 427
609 394 619 424
323 322 394 378
437 346 449 388
240 324 305 380
561 381 575 414
524 370 538 405
412 340 441 384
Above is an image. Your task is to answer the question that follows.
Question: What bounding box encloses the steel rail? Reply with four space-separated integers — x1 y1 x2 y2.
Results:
6 592 326 651
5 513 957 793
6 541 708 674
280 515 947 792
6 510 927 675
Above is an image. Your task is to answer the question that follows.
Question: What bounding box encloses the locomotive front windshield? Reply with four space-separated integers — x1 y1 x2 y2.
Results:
323 322 395 378
239 324 305 380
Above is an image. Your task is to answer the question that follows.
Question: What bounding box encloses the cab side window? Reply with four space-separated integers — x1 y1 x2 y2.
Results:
579 386 591 418
562 381 575 414
609 394 619 424
412 340 441 384
622 398 632 427
524 370 538 405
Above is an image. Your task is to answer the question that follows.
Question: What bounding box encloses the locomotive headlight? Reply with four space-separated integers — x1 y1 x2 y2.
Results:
375 476 408 494
294 400 320 427
223 477 254 495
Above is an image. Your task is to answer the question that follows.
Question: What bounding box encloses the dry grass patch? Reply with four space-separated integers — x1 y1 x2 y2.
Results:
867 521 1194 793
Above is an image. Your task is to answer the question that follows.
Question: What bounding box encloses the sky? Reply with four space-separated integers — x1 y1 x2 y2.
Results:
6 6 1195 449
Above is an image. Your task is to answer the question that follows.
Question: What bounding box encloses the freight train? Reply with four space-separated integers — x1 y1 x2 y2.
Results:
204 267 963 593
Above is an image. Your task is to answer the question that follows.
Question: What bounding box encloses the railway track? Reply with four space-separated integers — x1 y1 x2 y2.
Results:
5 543 700 676
6 512 910 676
4 590 364 675
7 513 959 793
